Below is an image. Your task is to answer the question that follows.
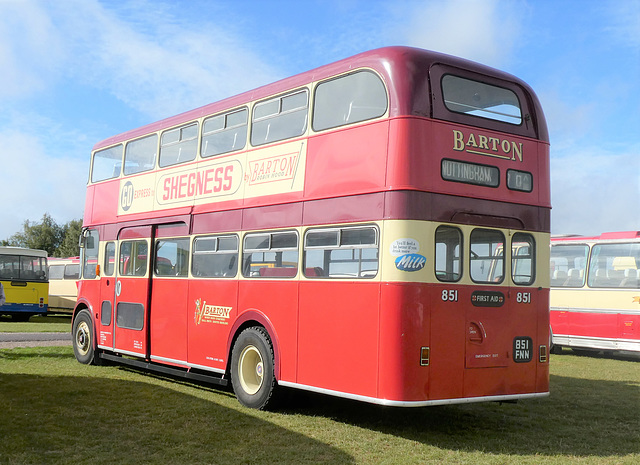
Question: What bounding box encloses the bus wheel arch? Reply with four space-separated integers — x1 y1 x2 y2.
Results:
230 326 276 409
226 311 281 380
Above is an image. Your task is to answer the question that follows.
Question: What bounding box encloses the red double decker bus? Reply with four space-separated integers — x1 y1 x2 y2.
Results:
72 46 550 409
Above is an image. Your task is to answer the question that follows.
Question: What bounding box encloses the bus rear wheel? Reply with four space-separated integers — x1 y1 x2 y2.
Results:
231 327 276 409
72 310 96 365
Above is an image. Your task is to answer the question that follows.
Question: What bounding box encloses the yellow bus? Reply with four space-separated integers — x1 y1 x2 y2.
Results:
47 257 80 313
0 247 49 321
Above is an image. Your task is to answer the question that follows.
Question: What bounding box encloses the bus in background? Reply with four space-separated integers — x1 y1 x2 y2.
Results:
0 247 49 321
47 257 80 314
550 231 640 354
73 46 550 409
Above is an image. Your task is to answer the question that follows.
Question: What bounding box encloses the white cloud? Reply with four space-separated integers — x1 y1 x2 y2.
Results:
1 0 283 118
48 0 282 119
0 127 88 240
0 0 284 239
0 0 65 99
537 90 597 151
551 146 640 235
605 0 640 49
403 0 526 68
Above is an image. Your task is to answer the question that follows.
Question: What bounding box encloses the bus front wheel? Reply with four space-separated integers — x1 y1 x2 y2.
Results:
231 327 276 409
72 310 96 365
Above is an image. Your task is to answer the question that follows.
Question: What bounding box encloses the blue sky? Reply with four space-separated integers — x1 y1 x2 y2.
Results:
0 0 638 240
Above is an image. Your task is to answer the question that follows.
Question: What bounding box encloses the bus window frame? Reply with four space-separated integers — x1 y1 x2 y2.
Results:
311 69 388 132
104 242 116 277
587 242 640 289
469 228 506 285
82 229 99 280
430 64 537 140
251 89 309 147
511 232 536 286
201 107 248 158
435 225 463 283
191 234 239 278
155 237 190 277
441 74 523 125
159 122 199 168
123 134 159 176
242 230 299 278
550 243 589 288
303 225 379 279
91 144 123 183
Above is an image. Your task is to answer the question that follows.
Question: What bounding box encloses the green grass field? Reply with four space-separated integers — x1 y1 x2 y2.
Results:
0 346 638 464
0 314 72 333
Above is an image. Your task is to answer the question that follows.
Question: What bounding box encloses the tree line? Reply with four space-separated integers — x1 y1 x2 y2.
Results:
1 213 82 258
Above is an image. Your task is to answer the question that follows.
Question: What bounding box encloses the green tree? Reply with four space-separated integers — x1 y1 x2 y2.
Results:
6 214 83 257
56 218 83 258
9 213 63 256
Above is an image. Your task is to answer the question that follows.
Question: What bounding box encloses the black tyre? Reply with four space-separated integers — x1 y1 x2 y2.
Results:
230 327 276 409
72 310 96 365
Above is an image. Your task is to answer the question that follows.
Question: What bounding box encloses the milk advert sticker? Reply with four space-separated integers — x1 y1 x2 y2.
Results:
390 238 426 272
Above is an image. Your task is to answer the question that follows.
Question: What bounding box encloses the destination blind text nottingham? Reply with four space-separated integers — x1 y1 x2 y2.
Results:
441 159 499 187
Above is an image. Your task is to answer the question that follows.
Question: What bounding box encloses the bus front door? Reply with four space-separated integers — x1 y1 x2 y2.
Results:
113 226 152 358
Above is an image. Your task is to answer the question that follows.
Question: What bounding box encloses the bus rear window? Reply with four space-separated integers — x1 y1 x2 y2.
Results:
442 75 522 125
470 228 505 284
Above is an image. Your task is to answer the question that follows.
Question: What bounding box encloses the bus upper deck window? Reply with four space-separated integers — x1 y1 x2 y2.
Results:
124 134 158 175
313 70 387 131
442 75 522 125
251 90 308 146
159 123 198 168
91 145 123 182
201 108 248 158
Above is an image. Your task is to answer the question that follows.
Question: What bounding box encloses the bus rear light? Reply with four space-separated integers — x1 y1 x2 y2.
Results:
539 345 548 363
39 298 44 308
420 347 430 366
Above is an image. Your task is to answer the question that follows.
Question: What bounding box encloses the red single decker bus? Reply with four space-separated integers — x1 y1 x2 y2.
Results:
72 46 550 409
550 231 640 354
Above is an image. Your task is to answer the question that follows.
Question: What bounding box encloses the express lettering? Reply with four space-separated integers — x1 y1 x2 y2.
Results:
162 165 234 201
452 129 523 162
